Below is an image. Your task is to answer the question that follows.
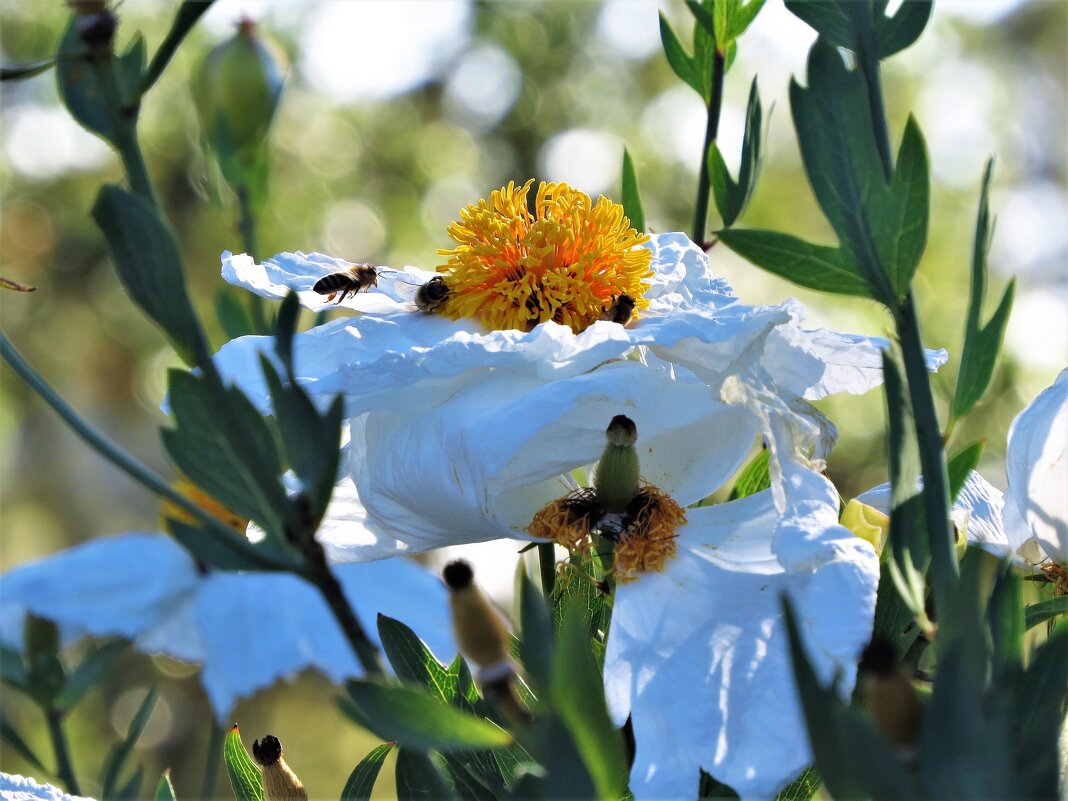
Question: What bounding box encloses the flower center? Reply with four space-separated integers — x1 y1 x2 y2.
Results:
437 180 652 333
528 483 685 583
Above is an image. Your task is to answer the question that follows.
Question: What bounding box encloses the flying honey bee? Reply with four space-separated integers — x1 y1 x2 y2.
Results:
312 264 382 304
414 275 450 313
601 293 636 325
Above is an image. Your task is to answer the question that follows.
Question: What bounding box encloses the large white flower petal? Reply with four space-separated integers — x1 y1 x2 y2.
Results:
0 534 201 649
606 486 878 800
1003 369 1068 563
0 773 92 801
221 251 438 314
349 362 765 554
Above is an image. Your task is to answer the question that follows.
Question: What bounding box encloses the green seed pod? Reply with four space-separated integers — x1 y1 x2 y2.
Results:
594 415 641 514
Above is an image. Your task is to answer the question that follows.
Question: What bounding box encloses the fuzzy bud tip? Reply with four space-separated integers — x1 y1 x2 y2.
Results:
606 415 637 447
443 560 474 590
252 735 282 767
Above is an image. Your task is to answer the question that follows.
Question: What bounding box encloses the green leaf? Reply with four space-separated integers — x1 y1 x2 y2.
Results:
56 639 127 711
224 725 264 801
56 18 115 142
709 77 764 228
154 770 177 801
550 602 627 801
395 749 457 801
2 57 55 81
341 743 395 801
874 116 929 297
658 13 700 96
716 229 871 298
0 711 48 773
728 448 770 500
946 440 985 503
951 159 1015 422
216 289 256 341
1015 618 1068 796
0 643 27 690
517 570 553 698
784 1 852 47
1024 596 1068 631
118 34 146 100
101 687 158 801
620 148 645 234
877 0 932 57
344 681 513 752
167 519 296 572
685 0 719 45
439 753 500 801
698 769 738 799
773 766 820 801
726 0 767 41
987 565 1024 675
91 185 210 365
141 1 216 95
376 615 453 698
115 763 144 801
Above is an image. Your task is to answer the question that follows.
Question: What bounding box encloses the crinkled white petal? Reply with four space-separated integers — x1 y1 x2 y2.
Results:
605 477 878 800
0 773 93 801
1003 369 1068 563
348 361 766 554
221 251 439 314
0 534 201 650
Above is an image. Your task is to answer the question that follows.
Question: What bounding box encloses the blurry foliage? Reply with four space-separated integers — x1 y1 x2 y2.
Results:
0 0 1064 795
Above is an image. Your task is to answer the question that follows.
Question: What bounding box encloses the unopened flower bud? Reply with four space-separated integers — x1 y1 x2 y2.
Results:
594 415 641 514
195 19 287 156
840 499 890 554
859 637 924 750
252 735 308 801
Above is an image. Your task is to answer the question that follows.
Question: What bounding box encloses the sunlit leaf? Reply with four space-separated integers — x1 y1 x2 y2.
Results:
621 148 645 234
341 743 395 801
224 725 264 801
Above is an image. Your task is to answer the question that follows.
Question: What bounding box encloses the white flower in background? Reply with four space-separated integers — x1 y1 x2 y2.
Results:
0 772 92 801
215 182 944 557
0 533 457 719
856 369 1068 566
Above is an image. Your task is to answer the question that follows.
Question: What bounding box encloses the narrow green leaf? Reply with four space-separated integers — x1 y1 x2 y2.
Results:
717 229 871 298
1015 618 1068 797
728 448 770 500
620 148 645 234
658 13 700 96
987 566 1024 675
517 571 553 697
224 725 264 801
685 0 718 43
1024 596 1068 631
439 753 499 801
946 440 985 503
344 681 512 752
118 34 146 99
2 57 55 81
727 0 767 41
115 764 144 801
56 19 115 142
951 159 1015 422
876 116 929 297
0 712 48 773
395 749 457 801
376 615 453 697
154 770 177 801
216 289 256 341
101 687 158 800
56 639 127 711
141 1 215 95
550 602 627 801
784 1 852 47
91 185 211 365
341 743 395 801
877 0 932 58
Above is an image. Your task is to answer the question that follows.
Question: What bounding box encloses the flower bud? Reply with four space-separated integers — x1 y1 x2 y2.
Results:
195 19 287 159
252 735 308 801
840 499 890 554
594 415 641 514
859 637 924 750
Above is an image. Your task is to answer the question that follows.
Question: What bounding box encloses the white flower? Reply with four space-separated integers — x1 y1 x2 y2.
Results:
0 772 92 801
216 232 944 557
0 533 457 719
856 369 1068 566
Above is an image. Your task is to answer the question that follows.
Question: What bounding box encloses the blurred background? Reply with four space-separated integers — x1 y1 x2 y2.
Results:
1 0 1065 797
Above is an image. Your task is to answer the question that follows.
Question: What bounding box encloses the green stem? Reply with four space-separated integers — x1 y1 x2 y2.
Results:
139 1 216 98
538 543 556 600
860 48 893 183
0 332 247 541
45 710 80 796
237 186 268 333
199 720 225 800
88 50 156 207
691 49 726 244
895 293 958 609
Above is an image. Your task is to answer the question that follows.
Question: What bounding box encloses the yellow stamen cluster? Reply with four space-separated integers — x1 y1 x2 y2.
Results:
527 485 685 582
438 180 652 333
161 478 248 535
612 487 686 583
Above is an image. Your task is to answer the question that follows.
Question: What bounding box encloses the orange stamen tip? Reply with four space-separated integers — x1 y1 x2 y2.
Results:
438 180 652 333
612 487 685 583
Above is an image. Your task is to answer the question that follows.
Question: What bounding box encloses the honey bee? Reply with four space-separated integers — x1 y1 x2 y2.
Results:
601 293 636 325
414 275 450 313
312 264 382 304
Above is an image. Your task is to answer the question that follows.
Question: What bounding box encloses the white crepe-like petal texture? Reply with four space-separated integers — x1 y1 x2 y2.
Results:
1002 369 1067 563
0 773 93 801
0 534 457 718
605 472 878 800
